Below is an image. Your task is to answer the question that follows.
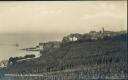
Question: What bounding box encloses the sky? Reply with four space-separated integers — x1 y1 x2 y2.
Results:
0 1 127 34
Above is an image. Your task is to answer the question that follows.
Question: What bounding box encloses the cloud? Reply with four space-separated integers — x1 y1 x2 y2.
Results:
0 1 127 34
83 12 122 20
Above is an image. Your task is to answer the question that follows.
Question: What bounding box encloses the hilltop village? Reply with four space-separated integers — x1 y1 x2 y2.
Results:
23 28 126 53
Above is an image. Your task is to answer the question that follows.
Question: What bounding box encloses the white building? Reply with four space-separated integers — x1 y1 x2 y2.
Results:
69 36 78 41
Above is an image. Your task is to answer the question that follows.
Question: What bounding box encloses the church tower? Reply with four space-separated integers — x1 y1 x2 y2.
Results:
102 27 105 33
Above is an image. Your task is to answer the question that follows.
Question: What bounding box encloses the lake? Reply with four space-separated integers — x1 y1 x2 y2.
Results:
0 33 62 61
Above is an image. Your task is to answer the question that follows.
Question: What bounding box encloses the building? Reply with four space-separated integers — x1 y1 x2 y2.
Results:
39 41 61 51
62 33 82 43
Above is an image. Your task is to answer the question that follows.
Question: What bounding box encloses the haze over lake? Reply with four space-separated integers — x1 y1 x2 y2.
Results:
0 33 63 61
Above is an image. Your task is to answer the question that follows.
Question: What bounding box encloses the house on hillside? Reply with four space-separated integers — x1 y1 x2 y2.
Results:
39 43 44 51
88 28 113 40
39 41 61 51
62 33 82 43
89 31 98 40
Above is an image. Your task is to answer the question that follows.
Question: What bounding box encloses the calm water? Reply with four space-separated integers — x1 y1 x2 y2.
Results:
0 33 62 61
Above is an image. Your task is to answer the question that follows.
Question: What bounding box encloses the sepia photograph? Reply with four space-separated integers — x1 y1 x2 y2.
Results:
0 1 127 80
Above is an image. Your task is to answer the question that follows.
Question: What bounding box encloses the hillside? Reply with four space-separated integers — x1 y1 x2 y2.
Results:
6 41 127 75
2 31 127 79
